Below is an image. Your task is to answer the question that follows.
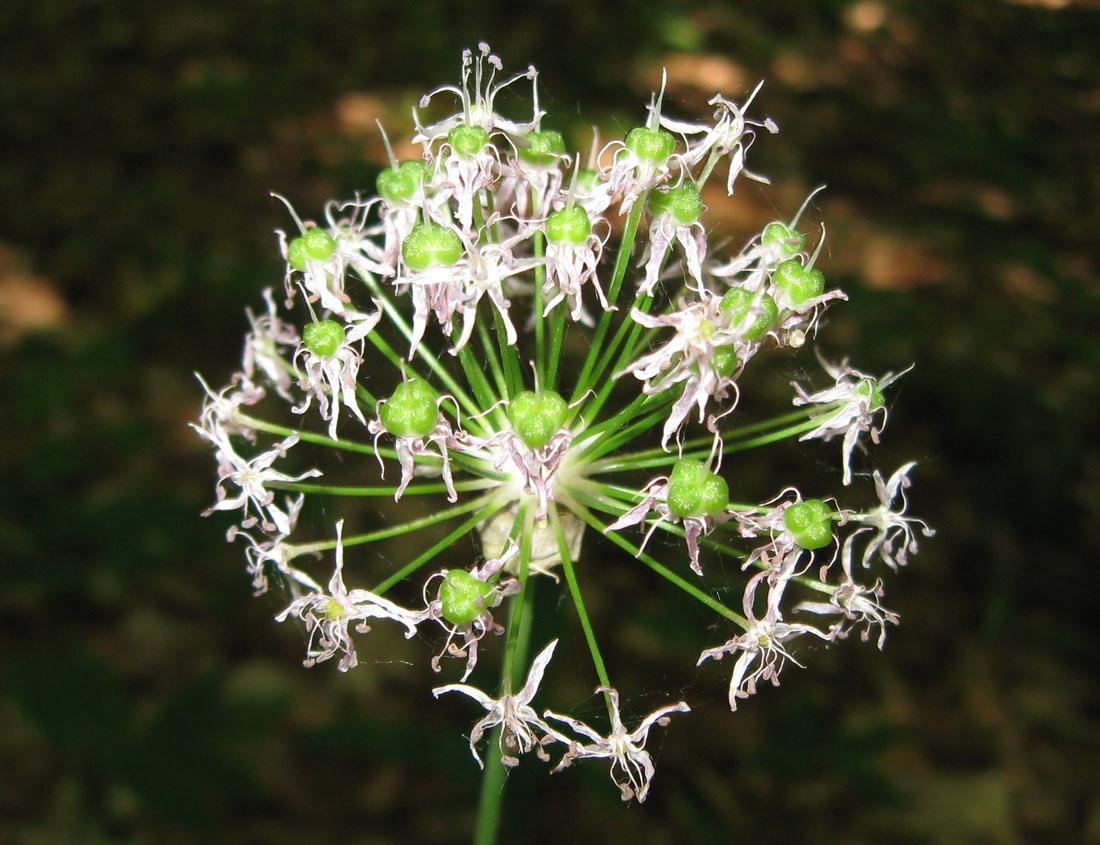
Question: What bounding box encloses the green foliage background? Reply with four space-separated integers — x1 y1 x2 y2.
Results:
2 1 1098 842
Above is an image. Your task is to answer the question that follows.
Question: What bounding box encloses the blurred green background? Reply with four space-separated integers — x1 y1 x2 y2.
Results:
3 1 1099 842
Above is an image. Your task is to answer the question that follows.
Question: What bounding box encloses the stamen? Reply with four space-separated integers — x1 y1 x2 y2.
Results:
790 184 827 229
376 119 400 171
647 68 669 132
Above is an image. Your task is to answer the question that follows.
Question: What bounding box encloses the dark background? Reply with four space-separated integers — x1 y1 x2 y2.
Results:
3 1 1099 843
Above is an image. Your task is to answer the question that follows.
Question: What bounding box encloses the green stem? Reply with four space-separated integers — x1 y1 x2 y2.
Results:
503 504 535 689
724 405 836 438
572 289 658 429
598 293 652 382
576 403 676 463
236 414 503 480
570 194 648 402
357 271 485 430
589 416 828 474
552 505 613 703
696 146 724 191
288 494 497 558
449 450 512 480
572 391 659 447
474 505 534 845
546 299 566 392
466 190 524 401
361 327 475 429
234 414 399 461
532 204 546 385
474 732 507 845
355 382 378 409
569 286 695 442
372 498 507 594
476 317 509 404
566 497 748 629
495 307 524 399
458 343 505 415
267 479 497 497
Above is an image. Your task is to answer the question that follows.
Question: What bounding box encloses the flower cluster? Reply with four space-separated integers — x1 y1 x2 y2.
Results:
195 44 932 805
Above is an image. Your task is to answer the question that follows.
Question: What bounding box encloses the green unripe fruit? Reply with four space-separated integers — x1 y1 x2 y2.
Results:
380 378 439 438
855 378 885 411
439 570 494 626
508 390 568 450
303 227 336 259
286 237 309 271
719 288 778 340
519 130 566 166
402 223 464 271
448 123 491 158
377 160 426 204
783 499 834 550
773 259 826 306
303 320 346 358
667 459 729 519
289 229 337 271
712 345 738 379
648 181 703 224
546 206 592 245
625 127 676 165
762 222 805 261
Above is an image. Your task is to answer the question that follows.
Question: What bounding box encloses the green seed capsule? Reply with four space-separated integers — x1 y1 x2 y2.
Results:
302 227 336 261
402 223 464 271
625 127 676 165
855 378 885 411
508 390 568 450
519 130 566 166
773 259 826 306
546 206 592 245
303 320 346 358
286 237 310 271
712 345 738 379
783 499 834 550
648 181 703 225
439 570 494 626
762 222 805 261
719 288 778 340
667 459 729 519
379 378 439 438
377 160 426 204
448 123 491 158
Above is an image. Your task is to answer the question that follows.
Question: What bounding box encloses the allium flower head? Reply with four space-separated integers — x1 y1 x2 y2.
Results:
195 45 930 812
